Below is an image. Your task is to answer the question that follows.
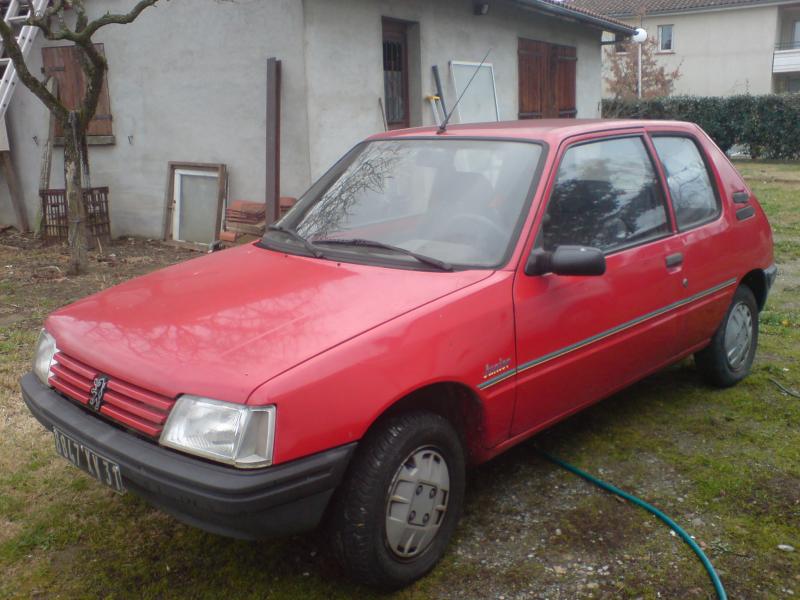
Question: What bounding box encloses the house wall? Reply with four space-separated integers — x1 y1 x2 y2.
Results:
0 0 606 237
603 6 779 97
0 0 311 237
303 0 603 178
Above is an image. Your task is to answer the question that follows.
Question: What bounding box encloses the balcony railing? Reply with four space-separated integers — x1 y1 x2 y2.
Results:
776 40 800 51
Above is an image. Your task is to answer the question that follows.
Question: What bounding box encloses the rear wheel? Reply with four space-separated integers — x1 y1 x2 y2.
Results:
695 285 758 387
330 410 465 589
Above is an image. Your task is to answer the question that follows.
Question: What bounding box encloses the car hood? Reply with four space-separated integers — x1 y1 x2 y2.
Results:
46 244 491 403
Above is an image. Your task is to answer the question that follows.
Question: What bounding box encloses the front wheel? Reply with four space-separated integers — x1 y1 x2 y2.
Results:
329 410 466 589
695 285 759 387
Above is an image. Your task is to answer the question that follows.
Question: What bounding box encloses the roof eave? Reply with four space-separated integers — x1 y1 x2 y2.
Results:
506 0 637 35
600 0 800 18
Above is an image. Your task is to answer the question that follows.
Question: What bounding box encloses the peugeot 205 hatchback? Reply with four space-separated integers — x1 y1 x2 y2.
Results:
22 120 775 588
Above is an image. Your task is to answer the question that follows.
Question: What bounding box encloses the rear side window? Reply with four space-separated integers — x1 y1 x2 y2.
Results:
652 136 719 230
542 137 670 253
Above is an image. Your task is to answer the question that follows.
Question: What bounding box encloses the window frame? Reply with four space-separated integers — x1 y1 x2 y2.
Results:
536 133 675 257
648 132 723 233
657 24 675 53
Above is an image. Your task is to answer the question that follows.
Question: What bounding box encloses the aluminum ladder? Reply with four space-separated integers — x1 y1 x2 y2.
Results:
0 0 49 121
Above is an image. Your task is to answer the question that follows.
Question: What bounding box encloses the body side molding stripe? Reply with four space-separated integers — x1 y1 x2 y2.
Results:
477 277 738 390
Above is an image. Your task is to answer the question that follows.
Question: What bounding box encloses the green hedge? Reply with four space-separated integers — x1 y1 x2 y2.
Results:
601 94 800 160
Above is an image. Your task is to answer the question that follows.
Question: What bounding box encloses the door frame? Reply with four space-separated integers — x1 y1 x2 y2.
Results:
382 17 411 130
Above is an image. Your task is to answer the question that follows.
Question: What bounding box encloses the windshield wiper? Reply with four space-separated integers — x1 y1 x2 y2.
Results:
267 225 325 258
314 238 453 272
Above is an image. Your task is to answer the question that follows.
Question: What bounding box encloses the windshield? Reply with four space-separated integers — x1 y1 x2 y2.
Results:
264 139 543 269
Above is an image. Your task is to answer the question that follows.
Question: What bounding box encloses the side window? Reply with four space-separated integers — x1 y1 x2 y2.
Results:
658 24 674 52
542 137 670 253
652 136 719 231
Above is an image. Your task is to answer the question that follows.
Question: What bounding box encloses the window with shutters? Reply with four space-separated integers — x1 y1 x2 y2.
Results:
518 38 577 120
42 44 115 145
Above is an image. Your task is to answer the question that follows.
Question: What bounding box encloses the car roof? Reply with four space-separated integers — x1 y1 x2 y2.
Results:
369 119 698 144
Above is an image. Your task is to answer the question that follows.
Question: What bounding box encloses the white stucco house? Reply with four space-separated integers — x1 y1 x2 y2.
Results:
0 0 633 239
573 0 800 97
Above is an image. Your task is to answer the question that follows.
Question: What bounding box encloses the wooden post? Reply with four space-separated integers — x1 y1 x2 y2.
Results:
0 149 28 233
265 57 281 224
39 77 59 192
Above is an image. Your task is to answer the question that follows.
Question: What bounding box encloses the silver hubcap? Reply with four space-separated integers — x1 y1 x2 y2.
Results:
385 446 450 559
724 302 753 370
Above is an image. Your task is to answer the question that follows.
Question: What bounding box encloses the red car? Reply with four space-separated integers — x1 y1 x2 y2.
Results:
22 119 774 588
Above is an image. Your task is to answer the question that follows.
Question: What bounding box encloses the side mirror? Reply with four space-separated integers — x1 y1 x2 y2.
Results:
525 245 606 276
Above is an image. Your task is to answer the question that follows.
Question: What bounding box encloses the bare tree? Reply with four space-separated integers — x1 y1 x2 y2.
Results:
0 0 164 274
605 37 682 101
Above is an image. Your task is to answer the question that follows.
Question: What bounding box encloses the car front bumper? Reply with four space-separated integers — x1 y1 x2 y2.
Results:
20 372 355 540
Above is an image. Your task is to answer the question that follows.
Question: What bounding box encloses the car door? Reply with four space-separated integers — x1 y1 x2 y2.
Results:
648 133 736 350
510 133 686 436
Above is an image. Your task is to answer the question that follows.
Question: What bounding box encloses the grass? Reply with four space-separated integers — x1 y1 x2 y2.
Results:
1 161 799 598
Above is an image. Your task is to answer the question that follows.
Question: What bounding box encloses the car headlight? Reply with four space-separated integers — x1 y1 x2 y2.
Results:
160 395 276 468
32 329 58 386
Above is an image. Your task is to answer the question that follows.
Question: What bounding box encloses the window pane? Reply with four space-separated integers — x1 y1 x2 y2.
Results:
652 137 719 230
176 173 219 244
542 137 670 252
659 25 673 51
286 140 542 268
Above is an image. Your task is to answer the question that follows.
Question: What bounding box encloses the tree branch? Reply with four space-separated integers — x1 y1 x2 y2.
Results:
75 42 107 130
0 19 67 121
78 0 161 41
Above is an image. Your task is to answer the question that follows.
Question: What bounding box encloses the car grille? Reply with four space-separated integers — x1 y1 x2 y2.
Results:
49 352 175 438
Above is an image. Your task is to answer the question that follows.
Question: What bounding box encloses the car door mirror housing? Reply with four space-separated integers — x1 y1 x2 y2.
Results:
525 246 606 276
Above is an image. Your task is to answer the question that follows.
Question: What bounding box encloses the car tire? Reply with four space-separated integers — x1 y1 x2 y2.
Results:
695 284 759 388
329 410 466 589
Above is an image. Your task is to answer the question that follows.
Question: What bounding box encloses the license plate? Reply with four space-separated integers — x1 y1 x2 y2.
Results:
53 427 125 493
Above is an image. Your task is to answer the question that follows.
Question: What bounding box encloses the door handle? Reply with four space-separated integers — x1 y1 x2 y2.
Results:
665 252 683 268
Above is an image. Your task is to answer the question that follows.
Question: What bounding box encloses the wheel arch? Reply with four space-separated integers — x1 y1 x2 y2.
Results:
365 382 488 465
740 269 768 311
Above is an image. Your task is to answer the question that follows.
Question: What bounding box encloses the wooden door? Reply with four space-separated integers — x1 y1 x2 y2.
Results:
518 38 576 119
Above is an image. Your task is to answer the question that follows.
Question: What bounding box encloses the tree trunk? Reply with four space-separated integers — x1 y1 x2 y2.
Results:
63 120 88 275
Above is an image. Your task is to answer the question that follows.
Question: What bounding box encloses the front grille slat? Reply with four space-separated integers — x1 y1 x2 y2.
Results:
103 390 168 425
100 404 162 438
49 352 175 438
51 378 90 405
50 363 92 393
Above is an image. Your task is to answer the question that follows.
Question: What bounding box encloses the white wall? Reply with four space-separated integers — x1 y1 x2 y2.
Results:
304 0 603 178
603 6 779 97
0 0 606 237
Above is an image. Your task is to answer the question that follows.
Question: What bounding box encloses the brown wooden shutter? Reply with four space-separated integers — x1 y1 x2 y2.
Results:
518 38 577 120
518 38 547 119
42 44 113 137
555 45 577 119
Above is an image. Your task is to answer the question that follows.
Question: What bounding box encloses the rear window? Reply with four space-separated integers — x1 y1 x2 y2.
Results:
652 136 720 231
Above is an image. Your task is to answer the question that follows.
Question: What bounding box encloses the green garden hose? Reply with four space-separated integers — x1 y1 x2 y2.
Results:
539 450 727 600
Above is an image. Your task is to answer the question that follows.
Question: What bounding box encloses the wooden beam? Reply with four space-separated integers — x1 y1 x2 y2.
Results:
0 150 29 232
265 57 281 224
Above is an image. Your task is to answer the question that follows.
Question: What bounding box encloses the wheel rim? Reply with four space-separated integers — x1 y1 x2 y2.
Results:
384 446 450 559
724 301 753 370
